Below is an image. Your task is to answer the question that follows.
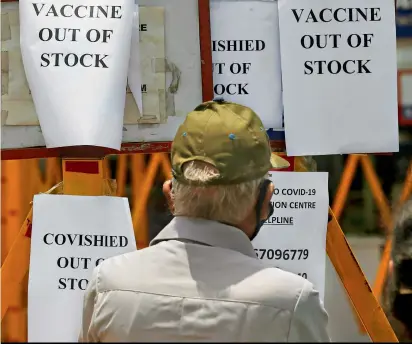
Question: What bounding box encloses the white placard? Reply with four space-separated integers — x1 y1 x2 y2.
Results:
19 0 134 150
210 0 283 129
252 172 329 300
279 0 399 156
28 195 137 342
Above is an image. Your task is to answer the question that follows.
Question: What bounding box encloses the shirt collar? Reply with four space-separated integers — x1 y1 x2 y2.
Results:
150 216 257 259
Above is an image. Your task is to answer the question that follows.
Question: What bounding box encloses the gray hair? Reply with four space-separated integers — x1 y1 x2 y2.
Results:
171 160 264 224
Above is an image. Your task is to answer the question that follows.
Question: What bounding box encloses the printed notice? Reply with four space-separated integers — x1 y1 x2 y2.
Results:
252 171 329 300
125 6 166 124
19 0 134 149
28 195 137 342
278 0 398 156
210 0 283 129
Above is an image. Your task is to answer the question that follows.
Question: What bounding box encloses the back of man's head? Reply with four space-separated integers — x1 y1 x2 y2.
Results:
170 99 275 225
172 160 263 224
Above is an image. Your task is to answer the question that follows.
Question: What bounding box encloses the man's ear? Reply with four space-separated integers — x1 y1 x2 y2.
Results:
162 180 174 213
260 182 274 222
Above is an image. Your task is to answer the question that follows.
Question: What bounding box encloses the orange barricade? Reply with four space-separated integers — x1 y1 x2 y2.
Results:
332 155 412 334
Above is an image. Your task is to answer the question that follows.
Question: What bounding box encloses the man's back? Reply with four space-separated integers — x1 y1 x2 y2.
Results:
80 217 330 342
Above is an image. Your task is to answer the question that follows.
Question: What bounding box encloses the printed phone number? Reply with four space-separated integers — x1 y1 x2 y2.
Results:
254 248 309 260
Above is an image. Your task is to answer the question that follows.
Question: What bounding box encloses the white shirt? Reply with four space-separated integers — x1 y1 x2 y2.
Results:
80 216 330 342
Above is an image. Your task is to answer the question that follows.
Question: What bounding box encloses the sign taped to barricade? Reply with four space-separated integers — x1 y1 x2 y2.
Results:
19 0 135 150
210 0 283 129
278 0 398 156
252 172 329 300
28 195 137 342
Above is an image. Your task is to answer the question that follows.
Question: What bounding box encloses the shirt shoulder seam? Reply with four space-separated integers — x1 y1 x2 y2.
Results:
96 288 295 312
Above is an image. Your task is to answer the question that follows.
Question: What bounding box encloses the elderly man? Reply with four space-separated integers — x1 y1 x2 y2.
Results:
79 100 330 342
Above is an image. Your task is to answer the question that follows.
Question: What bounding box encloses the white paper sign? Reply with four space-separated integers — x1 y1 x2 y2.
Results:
28 195 137 342
210 0 283 129
19 0 134 150
252 172 329 300
279 0 399 156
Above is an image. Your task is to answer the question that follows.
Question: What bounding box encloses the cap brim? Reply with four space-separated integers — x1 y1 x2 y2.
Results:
399 286 412 295
270 153 291 169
